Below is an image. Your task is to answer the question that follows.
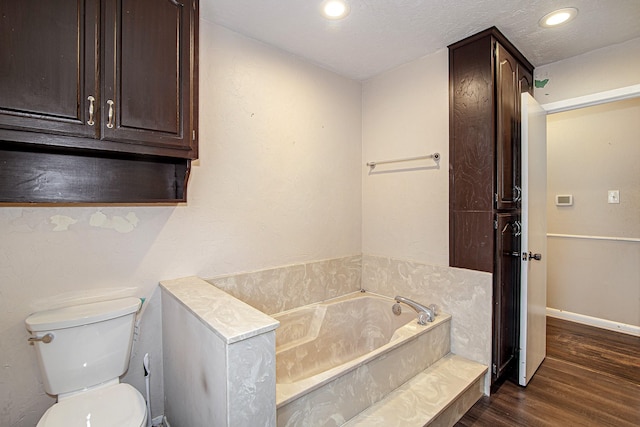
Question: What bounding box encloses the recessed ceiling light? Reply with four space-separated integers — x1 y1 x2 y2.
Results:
539 7 578 28
321 0 350 20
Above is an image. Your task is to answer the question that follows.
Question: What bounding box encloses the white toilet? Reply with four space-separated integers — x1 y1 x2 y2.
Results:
25 297 147 427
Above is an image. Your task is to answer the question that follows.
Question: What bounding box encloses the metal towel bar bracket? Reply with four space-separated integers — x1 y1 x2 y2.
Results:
366 152 440 169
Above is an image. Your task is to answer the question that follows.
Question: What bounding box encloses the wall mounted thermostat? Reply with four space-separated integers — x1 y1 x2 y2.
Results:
555 194 573 206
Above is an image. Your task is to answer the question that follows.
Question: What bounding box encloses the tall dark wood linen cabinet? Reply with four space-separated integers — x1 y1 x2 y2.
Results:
448 27 534 388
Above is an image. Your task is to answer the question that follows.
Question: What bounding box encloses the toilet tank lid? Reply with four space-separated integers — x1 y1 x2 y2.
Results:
26 297 142 332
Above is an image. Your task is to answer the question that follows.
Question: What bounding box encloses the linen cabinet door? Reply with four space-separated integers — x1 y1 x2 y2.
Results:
102 0 197 158
492 212 521 382
0 0 99 140
512 63 534 205
518 64 534 96
495 43 520 210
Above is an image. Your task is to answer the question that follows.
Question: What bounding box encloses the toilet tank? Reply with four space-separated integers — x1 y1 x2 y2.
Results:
25 297 141 395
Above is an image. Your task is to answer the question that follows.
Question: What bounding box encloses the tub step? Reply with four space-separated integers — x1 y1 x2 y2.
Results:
343 354 487 427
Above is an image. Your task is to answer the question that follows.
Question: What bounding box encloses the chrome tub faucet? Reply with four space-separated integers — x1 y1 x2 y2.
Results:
393 296 437 325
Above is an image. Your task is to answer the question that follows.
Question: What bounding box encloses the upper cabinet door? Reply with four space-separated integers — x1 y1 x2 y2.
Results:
518 64 534 96
102 0 197 158
495 43 520 210
0 0 99 139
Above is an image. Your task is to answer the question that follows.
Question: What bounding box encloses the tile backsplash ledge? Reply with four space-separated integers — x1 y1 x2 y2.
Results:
206 255 362 315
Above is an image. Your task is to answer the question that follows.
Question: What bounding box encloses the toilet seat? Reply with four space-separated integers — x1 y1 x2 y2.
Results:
37 383 147 427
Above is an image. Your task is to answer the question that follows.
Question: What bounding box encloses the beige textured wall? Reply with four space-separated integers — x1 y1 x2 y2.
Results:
534 37 640 104
546 98 640 326
362 49 449 265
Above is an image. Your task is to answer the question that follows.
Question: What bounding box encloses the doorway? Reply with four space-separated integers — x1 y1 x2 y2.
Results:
516 85 640 389
544 94 640 332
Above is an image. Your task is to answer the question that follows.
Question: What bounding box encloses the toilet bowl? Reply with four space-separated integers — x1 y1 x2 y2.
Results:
37 382 147 427
26 297 147 427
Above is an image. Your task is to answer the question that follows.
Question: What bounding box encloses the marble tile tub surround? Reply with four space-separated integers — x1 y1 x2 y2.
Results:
277 312 451 427
207 255 361 315
206 254 489 377
361 254 492 393
160 277 279 427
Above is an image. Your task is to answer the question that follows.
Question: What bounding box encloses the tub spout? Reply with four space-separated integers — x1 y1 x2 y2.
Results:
394 296 436 325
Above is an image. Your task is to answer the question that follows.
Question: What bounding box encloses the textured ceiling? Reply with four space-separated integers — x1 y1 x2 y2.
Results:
202 0 640 80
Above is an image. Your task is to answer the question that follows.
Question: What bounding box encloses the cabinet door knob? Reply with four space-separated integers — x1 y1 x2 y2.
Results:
107 100 115 129
87 96 95 126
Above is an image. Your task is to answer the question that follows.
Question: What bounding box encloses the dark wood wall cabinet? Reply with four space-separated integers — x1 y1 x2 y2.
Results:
0 0 199 203
448 27 534 386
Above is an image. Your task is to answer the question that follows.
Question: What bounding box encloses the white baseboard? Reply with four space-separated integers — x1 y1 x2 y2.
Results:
546 307 640 337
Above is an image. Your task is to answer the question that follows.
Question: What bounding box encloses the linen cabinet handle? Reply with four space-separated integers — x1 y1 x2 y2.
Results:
513 185 522 202
87 96 95 126
513 220 522 236
107 100 115 129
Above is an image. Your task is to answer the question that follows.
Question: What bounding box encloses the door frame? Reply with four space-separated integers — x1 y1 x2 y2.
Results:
541 84 640 113
538 83 640 336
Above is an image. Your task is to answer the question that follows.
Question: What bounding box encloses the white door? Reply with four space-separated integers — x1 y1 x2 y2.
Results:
519 93 547 386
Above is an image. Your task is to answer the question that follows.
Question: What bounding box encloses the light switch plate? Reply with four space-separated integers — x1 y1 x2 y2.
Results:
608 190 620 204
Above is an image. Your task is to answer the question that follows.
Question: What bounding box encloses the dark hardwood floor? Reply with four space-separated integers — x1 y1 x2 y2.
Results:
456 317 640 426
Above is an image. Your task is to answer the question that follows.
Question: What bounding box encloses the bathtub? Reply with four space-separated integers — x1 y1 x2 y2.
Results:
274 292 451 427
